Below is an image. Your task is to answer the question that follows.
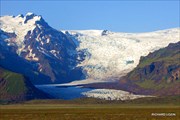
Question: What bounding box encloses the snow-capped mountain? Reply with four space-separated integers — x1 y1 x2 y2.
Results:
0 12 179 84
63 28 180 84
0 13 79 84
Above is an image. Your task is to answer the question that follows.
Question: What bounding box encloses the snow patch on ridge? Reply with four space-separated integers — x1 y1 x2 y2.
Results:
0 13 41 53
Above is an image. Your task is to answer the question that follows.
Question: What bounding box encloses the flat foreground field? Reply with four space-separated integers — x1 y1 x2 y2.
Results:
0 104 179 120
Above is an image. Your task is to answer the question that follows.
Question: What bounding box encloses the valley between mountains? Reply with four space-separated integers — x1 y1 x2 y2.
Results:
0 13 179 102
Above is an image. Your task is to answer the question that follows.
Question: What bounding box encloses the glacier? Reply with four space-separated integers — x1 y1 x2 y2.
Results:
63 28 180 84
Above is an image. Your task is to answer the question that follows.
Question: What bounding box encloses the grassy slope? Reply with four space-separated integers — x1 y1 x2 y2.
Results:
125 42 180 95
2 71 27 95
0 67 27 101
0 67 51 103
138 48 179 68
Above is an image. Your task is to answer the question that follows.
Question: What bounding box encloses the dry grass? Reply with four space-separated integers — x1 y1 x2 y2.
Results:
0 104 179 120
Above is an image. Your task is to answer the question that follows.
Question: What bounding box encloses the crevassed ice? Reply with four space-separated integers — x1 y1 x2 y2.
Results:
82 89 154 100
66 28 180 82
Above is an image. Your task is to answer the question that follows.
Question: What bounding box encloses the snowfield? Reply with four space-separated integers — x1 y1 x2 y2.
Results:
82 89 154 100
64 28 180 83
0 13 41 52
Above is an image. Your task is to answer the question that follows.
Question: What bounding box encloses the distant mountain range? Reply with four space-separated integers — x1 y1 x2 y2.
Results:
0 13 179 101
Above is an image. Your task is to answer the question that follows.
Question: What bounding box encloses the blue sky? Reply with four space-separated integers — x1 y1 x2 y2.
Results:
0 0 179 32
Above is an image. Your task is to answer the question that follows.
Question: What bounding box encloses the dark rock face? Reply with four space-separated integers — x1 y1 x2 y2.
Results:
101 30 113 36
123 42 180 96
129 61 180 83
24 13 36 23
21 20 76 83
0 30 52 84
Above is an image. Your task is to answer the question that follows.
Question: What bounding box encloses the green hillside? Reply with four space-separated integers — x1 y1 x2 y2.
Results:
0 66 51 104
124 42 180 96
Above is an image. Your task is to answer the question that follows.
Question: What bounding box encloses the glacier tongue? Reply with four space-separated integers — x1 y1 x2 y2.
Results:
65 28 180 83
82 89 154 100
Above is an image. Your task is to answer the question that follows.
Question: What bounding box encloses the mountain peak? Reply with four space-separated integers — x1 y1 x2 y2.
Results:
26 12 35 16
16 14 24 18
101 30 112 36
24 12 42 24
0 12 48 47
